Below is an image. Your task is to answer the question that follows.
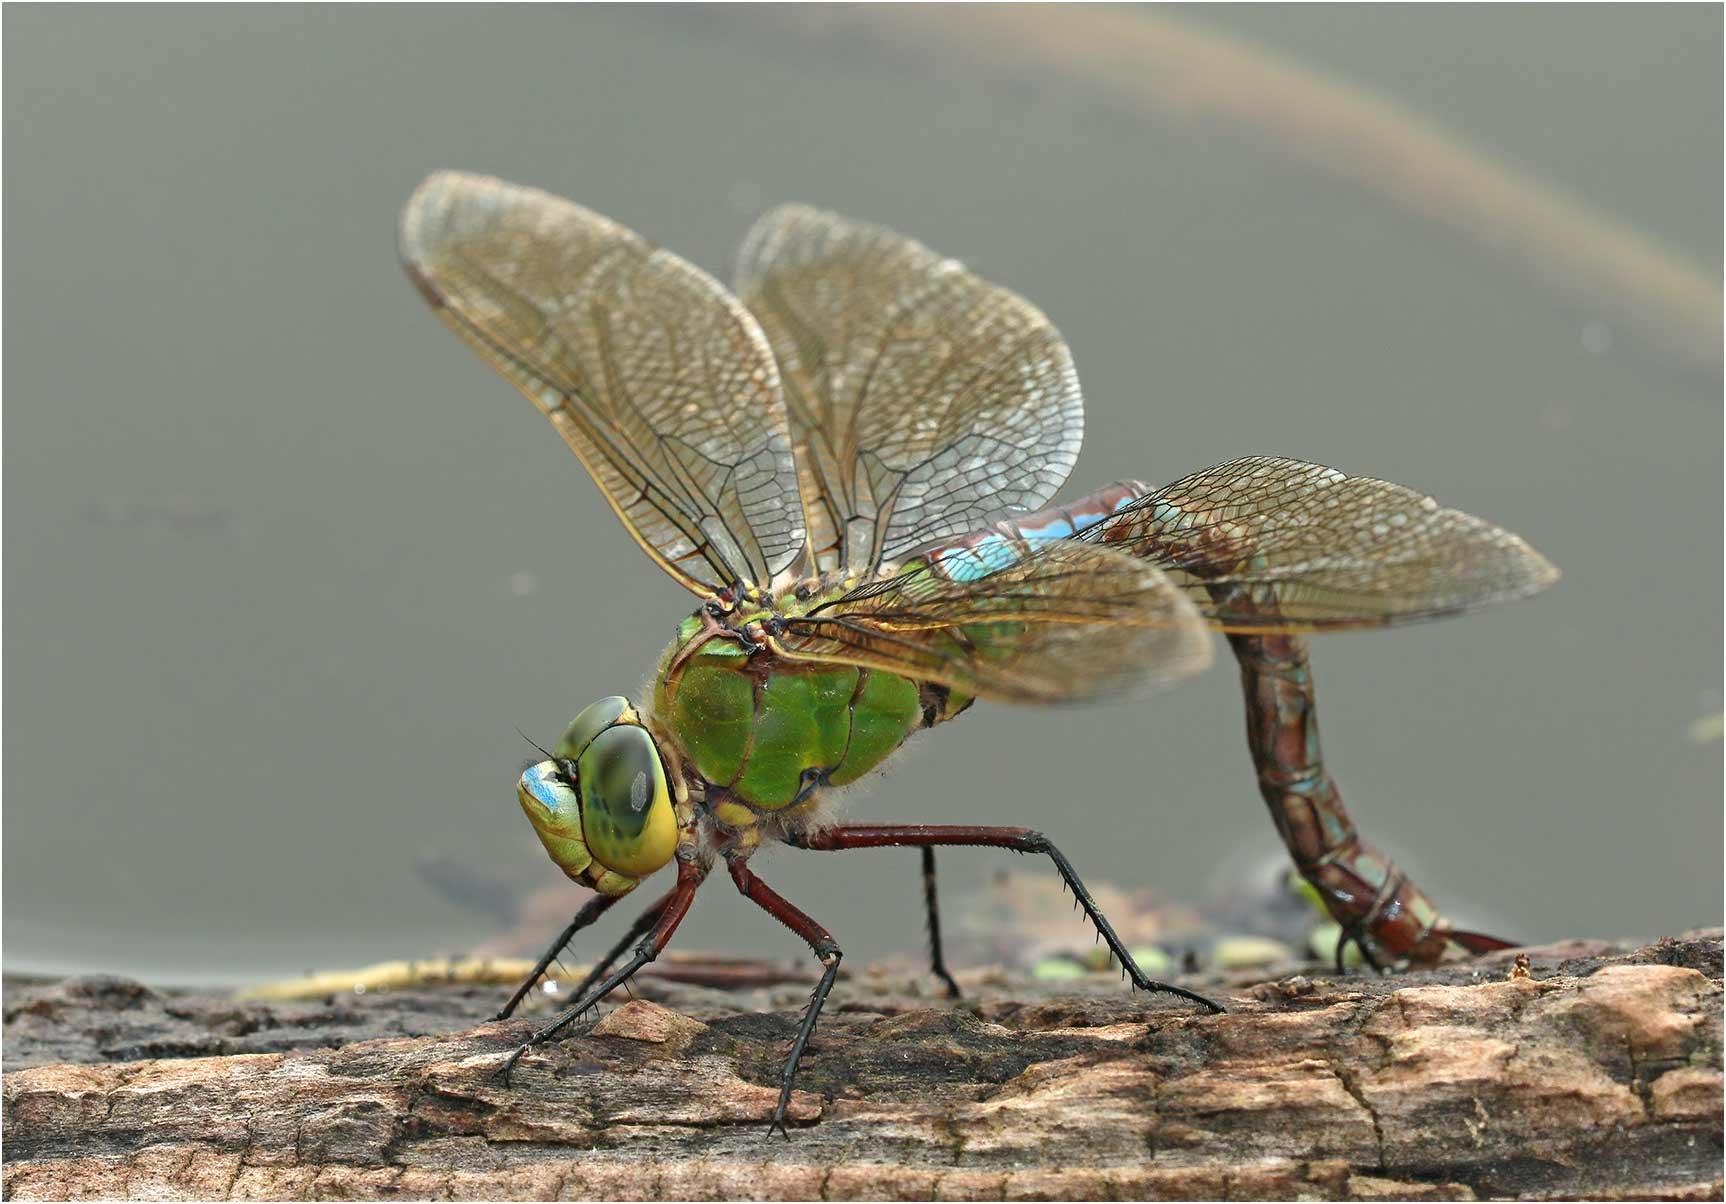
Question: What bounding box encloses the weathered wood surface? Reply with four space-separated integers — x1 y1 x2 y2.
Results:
4 932 1721 1201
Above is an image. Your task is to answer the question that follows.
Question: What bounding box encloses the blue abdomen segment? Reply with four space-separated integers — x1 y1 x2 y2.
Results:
917 482 1146 582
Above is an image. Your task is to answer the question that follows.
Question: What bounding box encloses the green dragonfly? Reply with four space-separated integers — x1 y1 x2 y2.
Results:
399 172 1557 1131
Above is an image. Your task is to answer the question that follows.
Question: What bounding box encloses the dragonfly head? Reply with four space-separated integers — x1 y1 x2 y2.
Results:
516 696 677 895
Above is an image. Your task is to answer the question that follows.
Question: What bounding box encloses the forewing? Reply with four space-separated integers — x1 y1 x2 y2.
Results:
735 205 1082 576
771 540 1212 704
1085 457 1559 630
400 172 805 595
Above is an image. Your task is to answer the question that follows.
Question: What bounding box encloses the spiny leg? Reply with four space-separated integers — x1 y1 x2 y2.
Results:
1332 860 1413 975
725 855 843 1137
1332 907 1388 975
1334 927 1375 975
497 891 623 1019
920 847 962 998
496 859 704 1085
797 824 1223 1013
569 888 677 1000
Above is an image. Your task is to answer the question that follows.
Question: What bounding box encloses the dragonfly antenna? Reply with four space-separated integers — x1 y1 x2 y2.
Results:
515 725 556 762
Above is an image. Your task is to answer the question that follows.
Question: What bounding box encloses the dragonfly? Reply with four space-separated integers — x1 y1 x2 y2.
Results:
399 172 1557 1131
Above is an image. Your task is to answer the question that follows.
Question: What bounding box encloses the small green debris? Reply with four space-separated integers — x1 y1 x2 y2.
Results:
1212 935 1294 969
1288 873 1328 915
1129 946 1174 974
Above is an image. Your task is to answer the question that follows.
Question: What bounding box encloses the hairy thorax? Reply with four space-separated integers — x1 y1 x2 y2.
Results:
641 575 966 852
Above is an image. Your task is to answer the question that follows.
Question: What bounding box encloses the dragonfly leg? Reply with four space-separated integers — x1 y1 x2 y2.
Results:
1329 863 1517 972
495 891 624 1020
1334 919 1385 975
725 854 843 1138
565 888 678 1000
920 847 962 998
796 825 1223 1013
495 859 704 1086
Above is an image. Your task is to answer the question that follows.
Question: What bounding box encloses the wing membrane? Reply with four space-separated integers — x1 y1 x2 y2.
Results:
736 206 1082 576
400 172 804 595
771 539 1212 704
1085 457 1559 630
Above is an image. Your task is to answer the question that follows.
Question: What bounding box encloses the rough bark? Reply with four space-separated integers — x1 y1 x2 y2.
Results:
4 933 1721 1201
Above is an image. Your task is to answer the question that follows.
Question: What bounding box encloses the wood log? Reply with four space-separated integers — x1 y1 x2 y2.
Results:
4 932 1721 1201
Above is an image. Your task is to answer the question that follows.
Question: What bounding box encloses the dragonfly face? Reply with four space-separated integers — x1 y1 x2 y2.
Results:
515 696 677 896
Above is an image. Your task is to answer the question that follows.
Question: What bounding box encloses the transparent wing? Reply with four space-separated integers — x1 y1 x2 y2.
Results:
771 539 1212 705
400 172 805 596
1084 457 1560 631
735 205 1083 577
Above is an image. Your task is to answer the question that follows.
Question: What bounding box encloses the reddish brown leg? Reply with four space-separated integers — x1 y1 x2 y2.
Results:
795 824 1222 1013
496 858 704 1085
726 856 843 1137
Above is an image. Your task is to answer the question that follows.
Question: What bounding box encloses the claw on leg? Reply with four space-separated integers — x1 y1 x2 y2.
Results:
492 860 705 1089
920 847 963 999
497 892 619 1019
798 823 1224 1014
727 854 844 1135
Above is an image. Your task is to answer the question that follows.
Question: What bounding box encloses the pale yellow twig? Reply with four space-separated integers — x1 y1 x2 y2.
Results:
237 957 548 1000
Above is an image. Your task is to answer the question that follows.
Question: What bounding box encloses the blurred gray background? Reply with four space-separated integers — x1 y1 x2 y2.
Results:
6 5 1719 983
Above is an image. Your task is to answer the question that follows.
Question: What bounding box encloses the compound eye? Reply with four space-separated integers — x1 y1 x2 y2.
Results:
576 725 676 878
556 696 630 760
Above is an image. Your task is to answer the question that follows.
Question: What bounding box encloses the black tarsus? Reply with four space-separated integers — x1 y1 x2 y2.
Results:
496 891 620 1020
1333 922 1386 975
724 855 844 1136
920 847 962 998
1031 835 1224 1013
496 940 659 1085
766 946 842 1140
796 824 1224 1014
569 890 676 999
494 862 703 1086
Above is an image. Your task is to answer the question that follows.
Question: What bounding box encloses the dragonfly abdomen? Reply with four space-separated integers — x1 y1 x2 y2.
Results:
1075 472 1512 966
912 483 1145 581
1229 631 1433 950
975 480 1468 961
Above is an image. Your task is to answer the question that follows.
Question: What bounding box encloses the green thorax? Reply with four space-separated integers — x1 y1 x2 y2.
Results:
648 585 964 813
